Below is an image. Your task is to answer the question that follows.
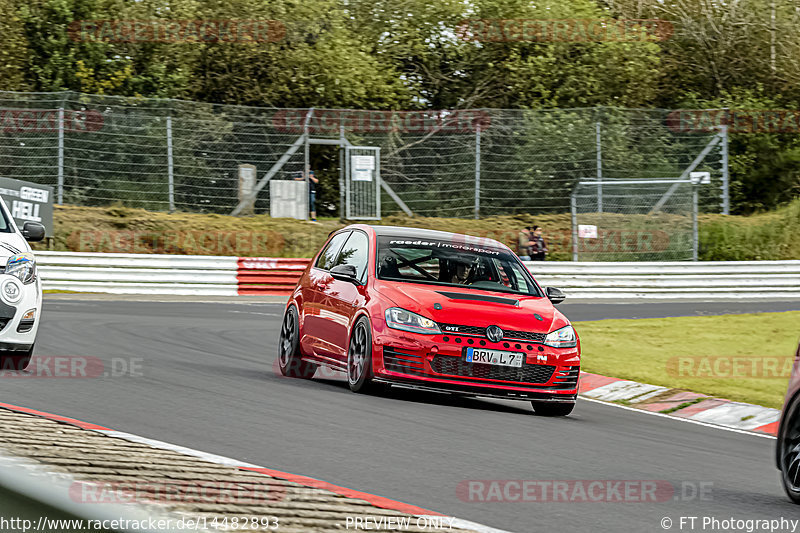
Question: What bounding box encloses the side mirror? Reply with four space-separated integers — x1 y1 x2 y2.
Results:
546 287 566 305
330 264 360 284
21 222 45 242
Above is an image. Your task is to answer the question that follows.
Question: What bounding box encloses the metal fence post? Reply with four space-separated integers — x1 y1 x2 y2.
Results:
720 123 730 215
57 107 64 204
474 124 481 219
692 184 699 261
595 122 602 213
303 109 314 221
571 190 578 262
166 115 175 212
339 125 346 223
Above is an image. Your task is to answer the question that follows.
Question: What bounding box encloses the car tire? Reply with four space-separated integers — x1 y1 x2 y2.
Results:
531 401 575 417
347 317 379 393
778 397 800 504
0 344 33 371
278 306 316 379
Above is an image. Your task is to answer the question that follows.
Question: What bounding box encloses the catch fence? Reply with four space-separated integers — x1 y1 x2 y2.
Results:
0 92 728 222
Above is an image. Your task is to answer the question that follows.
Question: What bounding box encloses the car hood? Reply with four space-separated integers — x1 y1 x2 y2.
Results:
0 233 30 261
373 280 570 333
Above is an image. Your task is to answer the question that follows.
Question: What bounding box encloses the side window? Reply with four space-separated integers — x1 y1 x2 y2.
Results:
334 231 370 281
315 232 351 270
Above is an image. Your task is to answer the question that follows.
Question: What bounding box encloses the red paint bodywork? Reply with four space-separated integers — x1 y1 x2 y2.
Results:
286 224 581 402
777 341 800 467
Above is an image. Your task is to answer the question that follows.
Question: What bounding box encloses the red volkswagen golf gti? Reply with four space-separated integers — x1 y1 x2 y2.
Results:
278 225 581 416
777 339 800 503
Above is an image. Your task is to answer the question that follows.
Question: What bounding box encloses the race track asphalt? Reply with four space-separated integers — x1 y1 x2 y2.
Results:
2 298 800 532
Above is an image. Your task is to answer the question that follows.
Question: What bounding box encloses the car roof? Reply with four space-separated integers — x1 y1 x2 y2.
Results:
346 224 507 250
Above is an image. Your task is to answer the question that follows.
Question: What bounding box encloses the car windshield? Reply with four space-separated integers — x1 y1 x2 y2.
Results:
0 200 13 233
376 235 542 296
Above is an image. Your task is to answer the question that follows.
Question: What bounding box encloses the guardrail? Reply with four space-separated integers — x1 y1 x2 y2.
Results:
526 260 800 299
38 252 240 296
35 252 800 299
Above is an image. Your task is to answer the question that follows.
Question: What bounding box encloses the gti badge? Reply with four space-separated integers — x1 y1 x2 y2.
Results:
537 354 547 362
486 325 503 343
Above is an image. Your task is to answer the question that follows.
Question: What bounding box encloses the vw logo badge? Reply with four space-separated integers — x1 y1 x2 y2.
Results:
486 325 503 343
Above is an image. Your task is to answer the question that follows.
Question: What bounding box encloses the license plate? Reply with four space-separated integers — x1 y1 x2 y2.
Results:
465 348 524 368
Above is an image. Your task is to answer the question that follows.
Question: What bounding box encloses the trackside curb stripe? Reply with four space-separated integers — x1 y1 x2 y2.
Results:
578 372 780 436
0 402 513 533
581 397 776 439
0 402 111 431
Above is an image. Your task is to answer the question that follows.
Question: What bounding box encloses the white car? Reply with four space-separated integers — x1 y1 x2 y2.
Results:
0 197 45 371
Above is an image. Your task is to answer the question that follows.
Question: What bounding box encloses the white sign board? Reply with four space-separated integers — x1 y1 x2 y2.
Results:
0 178 54 236
237 164 257 215
578 224 598 239
351 155 375 182
270 180 307 220
690 171 711 185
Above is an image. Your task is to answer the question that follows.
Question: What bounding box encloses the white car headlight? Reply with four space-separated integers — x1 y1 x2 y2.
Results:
6 253 36 284
385 308 441 335
543 325 577 348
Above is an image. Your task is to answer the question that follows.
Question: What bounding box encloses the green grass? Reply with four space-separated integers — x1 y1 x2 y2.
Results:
32 197 800 259
699 199 800 260
660 398 704 414
574 312 800 409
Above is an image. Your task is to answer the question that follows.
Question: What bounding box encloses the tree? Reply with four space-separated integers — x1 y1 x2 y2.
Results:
0 0 32 90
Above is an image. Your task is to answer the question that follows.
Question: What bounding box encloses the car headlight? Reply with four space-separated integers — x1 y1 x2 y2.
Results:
385 308 441 335
543 325 577 348
6 253 36 284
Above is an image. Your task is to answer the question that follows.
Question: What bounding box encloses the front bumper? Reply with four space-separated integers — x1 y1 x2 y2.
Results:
0 275 41 350
374 327 580 402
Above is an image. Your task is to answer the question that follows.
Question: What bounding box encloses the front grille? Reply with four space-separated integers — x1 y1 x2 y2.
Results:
439 323 485 336
438 323 547 343
16 319 34 333
430 355 555 384
383 347 425 376
550 366 580 390
505 330 547 343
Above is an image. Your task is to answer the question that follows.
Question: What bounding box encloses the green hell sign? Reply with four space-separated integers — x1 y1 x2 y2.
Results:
0 178 54 237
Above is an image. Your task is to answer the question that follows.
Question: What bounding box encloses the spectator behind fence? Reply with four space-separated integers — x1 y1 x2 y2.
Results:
294 170 319 221
517 226 533 260
531 226 548 261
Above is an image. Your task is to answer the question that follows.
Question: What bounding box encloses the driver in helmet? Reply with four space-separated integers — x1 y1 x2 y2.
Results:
448 259 473 285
